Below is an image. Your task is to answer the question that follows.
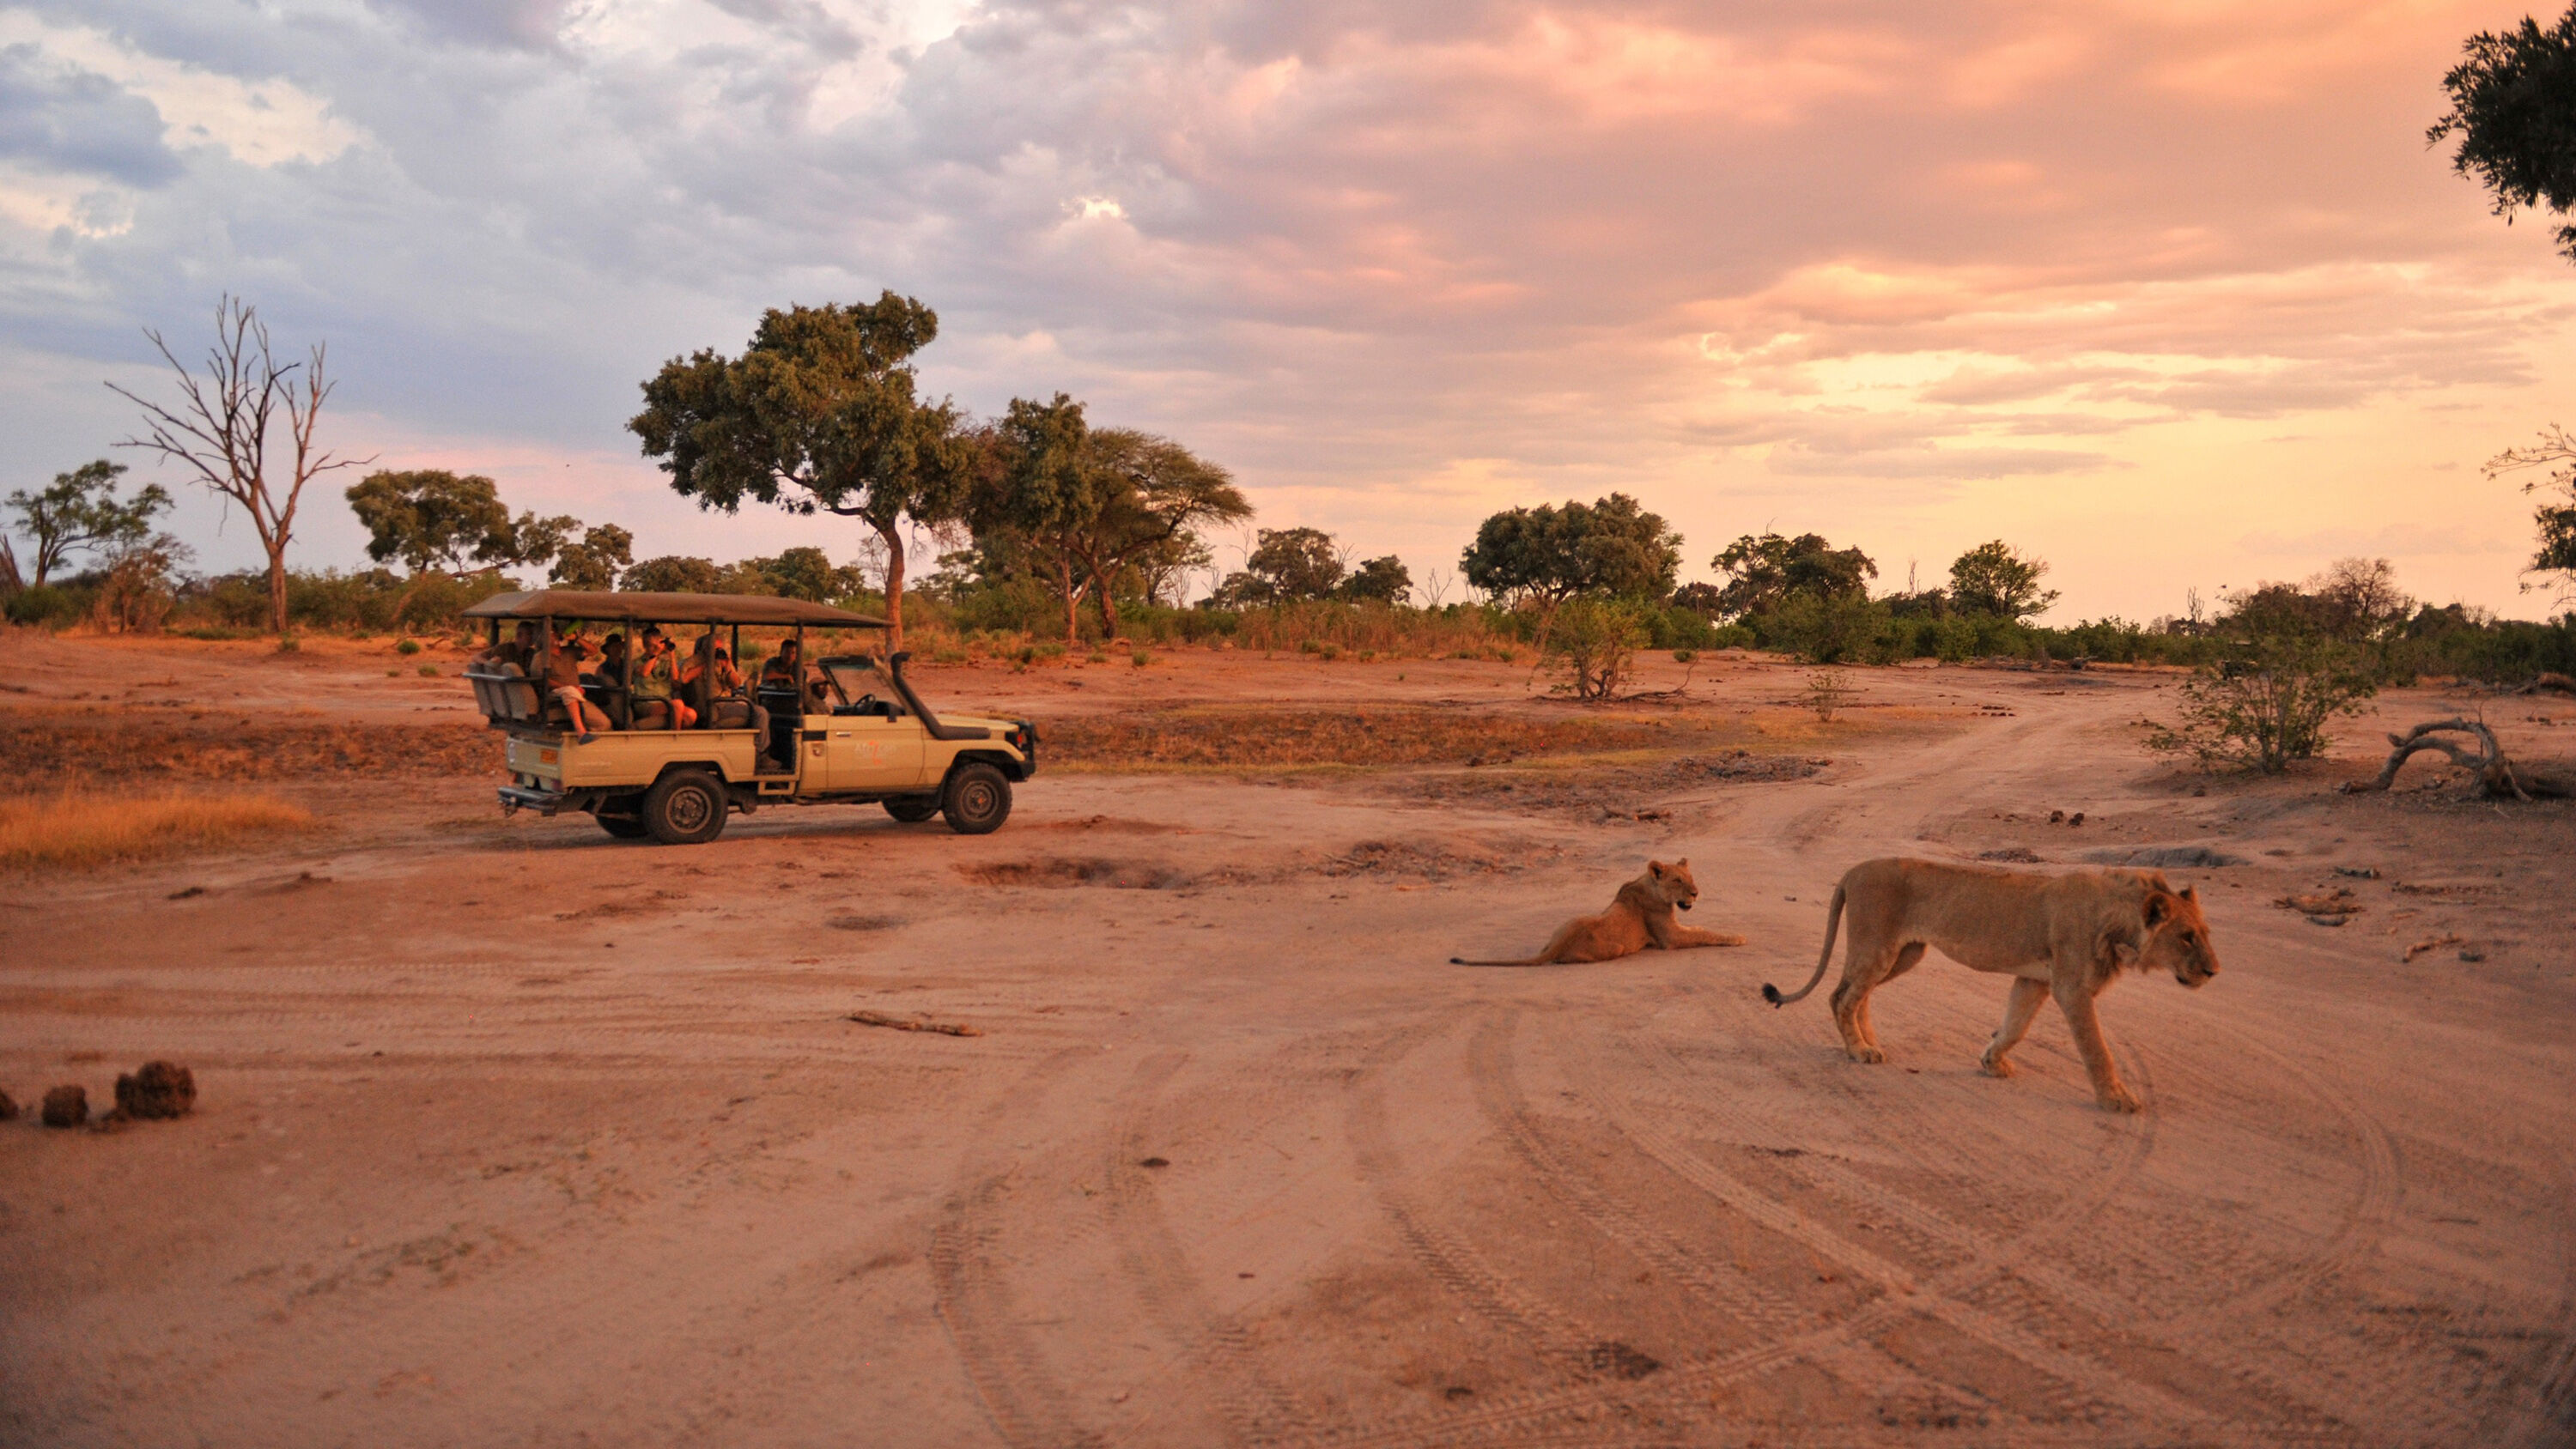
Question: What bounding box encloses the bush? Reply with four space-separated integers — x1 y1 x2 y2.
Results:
397 639 422 655
4 585 84 628
1803 667 1856 722
1549 597 1649 701
2147 633 2377 773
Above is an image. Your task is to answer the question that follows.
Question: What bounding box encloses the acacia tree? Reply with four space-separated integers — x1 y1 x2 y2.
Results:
1947 540 2059 620
109 295 368 635
629 293 974 650
549 524 635 591
1461 493 1680 647
4 459 172 587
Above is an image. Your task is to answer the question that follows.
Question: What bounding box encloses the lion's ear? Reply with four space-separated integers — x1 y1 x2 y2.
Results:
1648 861 1667 876
2180 884 2199 902
1677 857 1689 866
2143 894 2171 927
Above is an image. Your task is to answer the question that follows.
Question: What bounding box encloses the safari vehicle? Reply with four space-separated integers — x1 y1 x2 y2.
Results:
459 591 1036 845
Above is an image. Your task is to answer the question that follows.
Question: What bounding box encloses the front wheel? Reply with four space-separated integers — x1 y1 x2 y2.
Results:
941 762 1012 835
643 769 729 846
883 797 940 824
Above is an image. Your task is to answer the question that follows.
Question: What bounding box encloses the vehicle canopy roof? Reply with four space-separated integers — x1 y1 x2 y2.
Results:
462 590 888 628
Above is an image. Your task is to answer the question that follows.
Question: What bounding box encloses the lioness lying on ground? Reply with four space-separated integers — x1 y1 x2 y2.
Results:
1453 859 1746 967
1762 858 2220 1112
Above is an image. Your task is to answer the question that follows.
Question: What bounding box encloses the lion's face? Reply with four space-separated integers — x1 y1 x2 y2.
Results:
2142 886 2220 987
1645 858 1701 912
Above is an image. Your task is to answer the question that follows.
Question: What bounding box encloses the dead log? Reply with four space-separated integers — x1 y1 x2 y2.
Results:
845 1009 983 1038
2513 672 2576 697
2344 718 2576 799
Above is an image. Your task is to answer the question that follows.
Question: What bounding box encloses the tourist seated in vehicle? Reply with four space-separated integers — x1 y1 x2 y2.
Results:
583 632 632 729
543 627 610 743
474 621 539 674
632 626 696 730
683 635 756 728
760 638 832 712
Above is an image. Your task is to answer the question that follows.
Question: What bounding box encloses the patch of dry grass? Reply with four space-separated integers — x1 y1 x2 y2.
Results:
1044 706 1672 771
0 791 317 868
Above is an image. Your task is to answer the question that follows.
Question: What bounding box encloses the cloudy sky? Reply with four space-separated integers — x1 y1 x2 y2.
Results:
4 0 2573 620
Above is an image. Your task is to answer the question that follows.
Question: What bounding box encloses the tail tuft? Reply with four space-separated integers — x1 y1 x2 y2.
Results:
1449 956 1467 965
1761 983 1784 1006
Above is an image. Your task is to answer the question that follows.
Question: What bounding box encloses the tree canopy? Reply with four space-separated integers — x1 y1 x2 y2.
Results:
4 459 171 588
548 524 635 592
1947 540 2059 621
1339 554 1413 605
1708 531 1875 619
629 292 975 647
2430 3 2576 263
1460 493 1680 604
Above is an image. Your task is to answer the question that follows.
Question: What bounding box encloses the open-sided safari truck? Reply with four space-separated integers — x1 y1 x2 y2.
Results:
460 590 1036 845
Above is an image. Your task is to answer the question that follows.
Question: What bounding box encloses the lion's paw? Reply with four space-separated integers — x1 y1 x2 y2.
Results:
2096 1088 2142 1113
1979 1054 2014 1078
1846 1045 1887 1064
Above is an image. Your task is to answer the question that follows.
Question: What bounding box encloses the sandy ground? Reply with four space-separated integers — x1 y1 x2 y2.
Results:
3 634 2573 1448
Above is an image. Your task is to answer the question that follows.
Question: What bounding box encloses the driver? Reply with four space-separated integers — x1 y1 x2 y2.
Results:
760 638 830 712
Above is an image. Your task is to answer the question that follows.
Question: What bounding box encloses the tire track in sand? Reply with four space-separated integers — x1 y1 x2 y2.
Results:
1103 1049 1316 1446
929 1045 1110 1449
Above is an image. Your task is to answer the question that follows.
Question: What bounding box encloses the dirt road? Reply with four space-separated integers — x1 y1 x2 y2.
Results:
3 645 2571 1447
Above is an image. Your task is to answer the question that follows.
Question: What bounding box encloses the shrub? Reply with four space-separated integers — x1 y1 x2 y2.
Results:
396 638 422 655
1549 597 1649 701
2147 633 2377 773
1672 648 1697 664
1131 649 1151 667
1803 667 1856 722
4 584 83 628
1086 651 1110 664
417 664 439 676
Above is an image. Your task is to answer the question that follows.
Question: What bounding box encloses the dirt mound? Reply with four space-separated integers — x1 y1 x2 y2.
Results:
2081 845 2245 868
957 858 1192 890
113 1061 196 1119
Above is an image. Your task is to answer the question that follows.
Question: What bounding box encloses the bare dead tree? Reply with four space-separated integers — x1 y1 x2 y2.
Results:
107 296 370 635
2345 718 2576 799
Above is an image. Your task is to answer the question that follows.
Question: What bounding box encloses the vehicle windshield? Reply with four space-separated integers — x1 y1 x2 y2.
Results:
819 657 899 714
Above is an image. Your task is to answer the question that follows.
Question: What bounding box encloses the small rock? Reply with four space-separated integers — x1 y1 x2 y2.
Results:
2049 809 2065 823
115 1061 196 1120
2069 812 2085 826
40 1084 87 1128
2333 865 2381 879
0 1088 15 1121
2305 914 2348 927
2459 949 2487 963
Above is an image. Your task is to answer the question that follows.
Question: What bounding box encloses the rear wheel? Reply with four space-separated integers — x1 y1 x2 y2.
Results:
883 797 940 824
941 762 1012 835
643 769 729 846
596 813 651 840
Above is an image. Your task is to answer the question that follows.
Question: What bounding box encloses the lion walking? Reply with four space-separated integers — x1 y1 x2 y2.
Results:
1453 859 1745 967
1763 858 2220 1112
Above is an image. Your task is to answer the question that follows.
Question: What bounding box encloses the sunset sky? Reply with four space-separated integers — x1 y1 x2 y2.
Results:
3 0 2572 621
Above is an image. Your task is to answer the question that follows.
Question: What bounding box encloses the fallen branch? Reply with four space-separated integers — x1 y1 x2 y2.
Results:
2513 672 2576 697
845 1009 983 1038
2342 718 2576 800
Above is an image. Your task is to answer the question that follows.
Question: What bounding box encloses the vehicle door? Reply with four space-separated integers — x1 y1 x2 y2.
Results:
824 715 927 791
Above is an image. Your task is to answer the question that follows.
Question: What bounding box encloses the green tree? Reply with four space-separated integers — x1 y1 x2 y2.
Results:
1947 539 2060 621
1249 526 1345 600
2430 3 2576 264
1339 555 1413 605
1461 493 1680 647
4 459 173 586
622 555 722 593
347 470 513 612
629 292 975 650
1709 531 1875 619
548 524 635 591
2487 423 2576 597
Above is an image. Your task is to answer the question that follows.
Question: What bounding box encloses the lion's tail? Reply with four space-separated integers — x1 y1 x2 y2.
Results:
1762 883 1845 1007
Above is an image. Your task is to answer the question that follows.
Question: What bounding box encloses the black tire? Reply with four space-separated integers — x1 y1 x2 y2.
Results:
596 813 651 839
941 762 1012 835
642 769 729 846
883 797 940 824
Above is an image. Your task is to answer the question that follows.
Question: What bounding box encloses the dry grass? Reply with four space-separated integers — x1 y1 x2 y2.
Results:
0 791 317 868
0 708 498 784
1044 706 1674 771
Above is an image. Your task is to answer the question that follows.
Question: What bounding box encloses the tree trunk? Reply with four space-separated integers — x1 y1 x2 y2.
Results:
875 519 908 653
1095 567 1120 641
266 545 290 636
1060 555 1082 646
